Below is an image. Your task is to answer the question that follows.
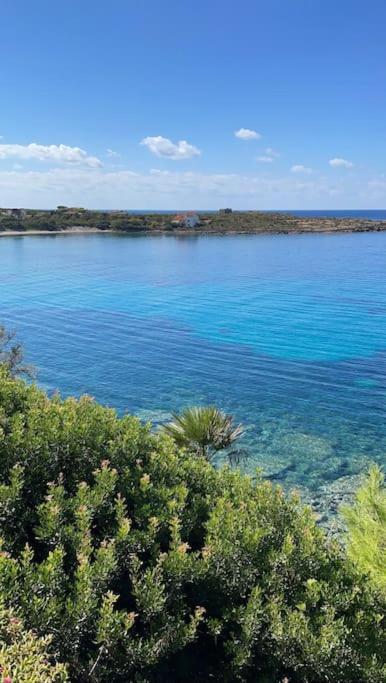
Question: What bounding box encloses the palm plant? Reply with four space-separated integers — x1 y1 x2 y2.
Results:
162 406 245 464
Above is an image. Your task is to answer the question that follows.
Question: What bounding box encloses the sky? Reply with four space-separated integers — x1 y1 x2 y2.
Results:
1 0 386 210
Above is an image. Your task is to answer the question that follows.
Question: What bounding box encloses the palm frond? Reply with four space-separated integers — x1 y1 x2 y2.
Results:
162 406 245 462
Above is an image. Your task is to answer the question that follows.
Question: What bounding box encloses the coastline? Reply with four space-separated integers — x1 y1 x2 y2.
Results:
2 221 386 237
2 208 386 237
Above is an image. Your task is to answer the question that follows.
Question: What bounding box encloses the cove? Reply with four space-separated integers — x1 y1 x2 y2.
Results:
1 231 386 514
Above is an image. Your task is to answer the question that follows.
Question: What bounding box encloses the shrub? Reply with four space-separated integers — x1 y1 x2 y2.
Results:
0 599 68 682
343 464 386 593
0 327 33 379
0 368 385 682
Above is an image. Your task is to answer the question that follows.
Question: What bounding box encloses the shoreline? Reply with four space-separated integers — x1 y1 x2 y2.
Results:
2 223 386 238
2 209 386 237
0 228 115 237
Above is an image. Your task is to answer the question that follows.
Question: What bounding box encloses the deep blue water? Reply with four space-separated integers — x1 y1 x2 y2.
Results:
1 232 386 502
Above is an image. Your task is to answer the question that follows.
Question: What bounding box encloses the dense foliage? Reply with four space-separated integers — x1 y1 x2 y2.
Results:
0 601 68 682
0 207 175 233
0 369 385 682
343 464 386 593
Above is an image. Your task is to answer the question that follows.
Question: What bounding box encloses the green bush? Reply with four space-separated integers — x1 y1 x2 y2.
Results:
0 368 385 682
343 464 386 593
0 599 68 682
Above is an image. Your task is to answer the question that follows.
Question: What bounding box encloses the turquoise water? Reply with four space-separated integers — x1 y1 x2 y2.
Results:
1 232 386 505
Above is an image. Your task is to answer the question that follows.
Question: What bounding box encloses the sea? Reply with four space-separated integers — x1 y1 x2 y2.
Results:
1 224 386 518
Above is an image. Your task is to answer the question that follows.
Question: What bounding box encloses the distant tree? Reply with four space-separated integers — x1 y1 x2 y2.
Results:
162 405 245 464
0 325 34 378
95 220 111 230
0 216 23 231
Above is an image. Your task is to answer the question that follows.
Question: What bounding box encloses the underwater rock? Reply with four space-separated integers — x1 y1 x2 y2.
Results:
136 409 173 426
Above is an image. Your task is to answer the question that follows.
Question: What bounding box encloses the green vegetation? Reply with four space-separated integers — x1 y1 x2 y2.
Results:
0 601 68 682
0 207 166 233
0 365 385 682
0 326 34 378
162 405 245 463
343 464 386 593
1 206 386 235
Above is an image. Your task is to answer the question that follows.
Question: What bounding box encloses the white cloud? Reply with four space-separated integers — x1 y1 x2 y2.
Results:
265 147 280 157
140 136 201 160
0 166 354 210
106 148 120 158
256 148 280 163
291 164 312 174
235 128 261 140
329 157 354 169
368 177 386 190
0 143 102 168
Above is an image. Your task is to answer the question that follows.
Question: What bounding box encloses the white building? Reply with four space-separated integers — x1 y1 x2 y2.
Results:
171 212 200 228
183 213 200 228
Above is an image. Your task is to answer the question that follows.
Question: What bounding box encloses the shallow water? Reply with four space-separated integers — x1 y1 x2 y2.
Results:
1 232 386 505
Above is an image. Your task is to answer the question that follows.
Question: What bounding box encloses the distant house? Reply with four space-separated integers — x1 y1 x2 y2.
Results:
172 212 200 228
219 208 232 214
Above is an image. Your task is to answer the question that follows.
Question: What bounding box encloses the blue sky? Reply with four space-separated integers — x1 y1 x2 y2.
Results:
1 0 386 209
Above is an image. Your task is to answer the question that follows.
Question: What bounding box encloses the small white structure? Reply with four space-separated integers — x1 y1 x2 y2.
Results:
183 212 200 228
172 212 200 228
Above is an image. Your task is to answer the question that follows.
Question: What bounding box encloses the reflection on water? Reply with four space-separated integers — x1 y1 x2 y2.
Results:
1 232 386 517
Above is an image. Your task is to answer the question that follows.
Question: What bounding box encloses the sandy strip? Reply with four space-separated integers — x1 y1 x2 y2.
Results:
0 229 116 237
